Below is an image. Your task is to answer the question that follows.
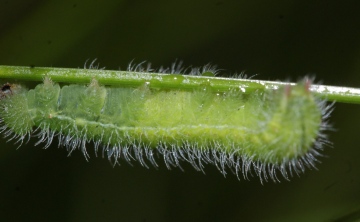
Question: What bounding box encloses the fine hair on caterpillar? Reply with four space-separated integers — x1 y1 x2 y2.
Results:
0 64 333 183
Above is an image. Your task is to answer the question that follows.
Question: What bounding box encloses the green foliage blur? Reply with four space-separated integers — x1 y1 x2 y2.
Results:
1 1 360 221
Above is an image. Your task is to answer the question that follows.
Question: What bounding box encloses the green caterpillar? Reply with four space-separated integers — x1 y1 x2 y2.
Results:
0 76 331 183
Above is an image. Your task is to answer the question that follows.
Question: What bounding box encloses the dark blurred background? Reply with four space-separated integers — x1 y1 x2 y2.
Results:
1 0 360 221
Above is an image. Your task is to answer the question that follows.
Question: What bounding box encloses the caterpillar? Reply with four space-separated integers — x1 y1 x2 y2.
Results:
0 70 331 183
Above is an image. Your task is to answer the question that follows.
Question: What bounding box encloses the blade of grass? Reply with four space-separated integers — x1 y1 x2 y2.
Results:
0 65 359 104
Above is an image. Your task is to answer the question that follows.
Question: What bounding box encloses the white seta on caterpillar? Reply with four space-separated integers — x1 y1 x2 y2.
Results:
0 68 332 183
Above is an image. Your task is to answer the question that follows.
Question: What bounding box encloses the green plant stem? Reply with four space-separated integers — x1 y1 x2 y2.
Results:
0 65 359 104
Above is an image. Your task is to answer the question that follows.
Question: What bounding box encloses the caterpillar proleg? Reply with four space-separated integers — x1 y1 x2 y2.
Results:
0 67 332 183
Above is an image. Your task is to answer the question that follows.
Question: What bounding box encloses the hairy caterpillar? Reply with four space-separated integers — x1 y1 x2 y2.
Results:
0 70 331 183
